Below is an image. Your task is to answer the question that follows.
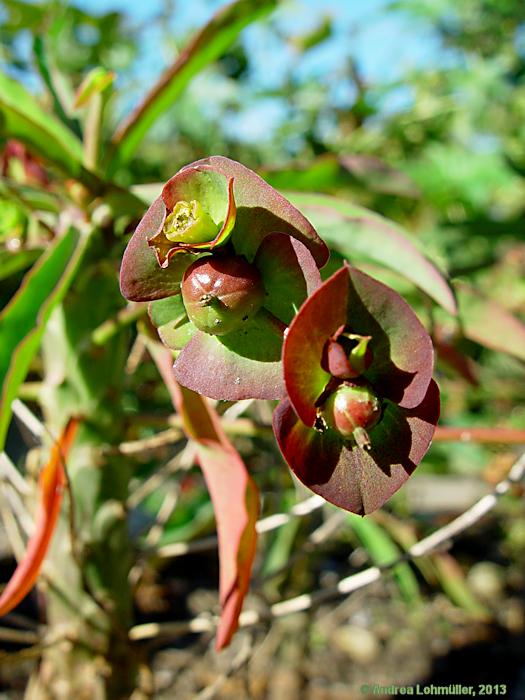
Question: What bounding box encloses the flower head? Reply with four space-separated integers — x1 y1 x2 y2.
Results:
119 156 329 400
273 264 440 515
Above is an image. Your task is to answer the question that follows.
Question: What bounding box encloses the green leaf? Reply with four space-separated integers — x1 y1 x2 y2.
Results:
0 71 85 179
73 67 115 109
109 0 276 171
0 228 89 451
347 514 421 605
0 248 42 282
456 281 525 362
285 191 457 315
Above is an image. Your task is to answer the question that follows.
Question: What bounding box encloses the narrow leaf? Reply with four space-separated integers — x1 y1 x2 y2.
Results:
0 419 78 616
147 341 259 649
285 191 457 315
0 228 89 452
110 0 276 170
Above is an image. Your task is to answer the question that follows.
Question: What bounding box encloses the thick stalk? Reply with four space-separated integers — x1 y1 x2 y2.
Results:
26 235 142 699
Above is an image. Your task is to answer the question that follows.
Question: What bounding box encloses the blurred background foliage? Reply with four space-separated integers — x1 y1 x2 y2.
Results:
0 0 524 697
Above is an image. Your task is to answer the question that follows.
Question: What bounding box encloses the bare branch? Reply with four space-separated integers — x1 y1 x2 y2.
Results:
130 450 525 643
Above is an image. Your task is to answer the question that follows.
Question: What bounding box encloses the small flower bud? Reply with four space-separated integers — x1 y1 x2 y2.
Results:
181 255 265 336
321 381 381 445
323 329 373 379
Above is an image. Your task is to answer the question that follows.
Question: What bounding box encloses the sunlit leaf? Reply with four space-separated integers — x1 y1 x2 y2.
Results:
109 0 277 171
73 67 116 109
274 380 439 515
285 191 457 315
456 281 525 362
0 72 85 179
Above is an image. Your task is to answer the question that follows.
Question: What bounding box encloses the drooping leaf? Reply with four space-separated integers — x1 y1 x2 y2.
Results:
285 191 457 315
109 0 277 171
0 418 78 616
0 71 85 180
0 228 88 451
456 281 525 362
148 341 258 649
273 380 440 515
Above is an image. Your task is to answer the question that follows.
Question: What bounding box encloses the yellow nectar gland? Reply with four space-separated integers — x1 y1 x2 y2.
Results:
163 200 218 244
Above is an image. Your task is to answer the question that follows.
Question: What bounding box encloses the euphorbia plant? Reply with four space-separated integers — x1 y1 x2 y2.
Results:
120 156 328 399
121 158 440 519
273 264 440 514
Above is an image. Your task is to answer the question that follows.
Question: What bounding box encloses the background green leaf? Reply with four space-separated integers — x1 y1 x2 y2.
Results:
0 228 88 450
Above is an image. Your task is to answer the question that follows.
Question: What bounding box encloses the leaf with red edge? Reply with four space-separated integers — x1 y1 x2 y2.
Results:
148 341 259 649
254 232 321 324
173 310 285 400
173 236 322 400
456 282 525 362
187 157 329 266
285 191 457 316
273 381 439 515
283 265 435 427
119 196 196 302
0 419 78 616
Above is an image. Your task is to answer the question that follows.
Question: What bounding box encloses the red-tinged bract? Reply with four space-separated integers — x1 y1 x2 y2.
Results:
119 156 328 400
274 265 440 515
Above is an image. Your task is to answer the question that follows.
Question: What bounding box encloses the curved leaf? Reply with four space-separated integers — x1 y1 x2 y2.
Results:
119 196 195 301
172 237 321 399
456 281 525 362
173 311 285 400
189 157 329 267
285 191 457 315
109 0 277 170
283 266 435 428
0 419 78 616
148 342 258 650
